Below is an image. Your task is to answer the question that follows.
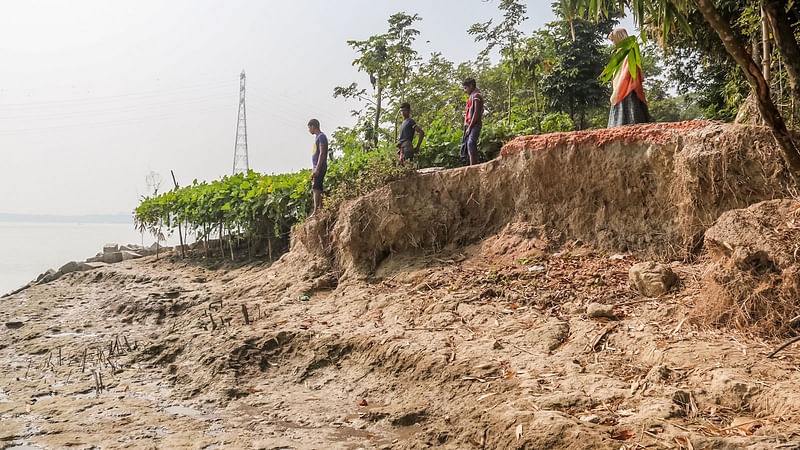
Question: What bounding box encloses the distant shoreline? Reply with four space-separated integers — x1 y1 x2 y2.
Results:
0 213 132 225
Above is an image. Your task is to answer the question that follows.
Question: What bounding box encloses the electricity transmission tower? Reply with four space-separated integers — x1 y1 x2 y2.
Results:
232 70 249 174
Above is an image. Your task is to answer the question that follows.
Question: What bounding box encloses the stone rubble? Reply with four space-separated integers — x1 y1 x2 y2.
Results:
25 242 170 290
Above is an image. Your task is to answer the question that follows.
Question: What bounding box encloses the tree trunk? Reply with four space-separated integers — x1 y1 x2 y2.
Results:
374 79 383 148
735 93 762 125
752 29 761 69
763 0 800 126
761 3 771 84
508 50 514 126
694 0 800 177
533 71 542 131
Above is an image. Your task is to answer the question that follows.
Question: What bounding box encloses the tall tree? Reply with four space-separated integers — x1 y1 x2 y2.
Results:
694 0 800 173
386 13 422 104
335 13 422 147
334 35 389 148
572 0 800 176
763 0 800 122
404 52 461 127
541 13 615 129
516 31 557 130
468 0 528 126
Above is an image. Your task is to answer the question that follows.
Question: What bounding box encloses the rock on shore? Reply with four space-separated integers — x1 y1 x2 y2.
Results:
4 242 171 297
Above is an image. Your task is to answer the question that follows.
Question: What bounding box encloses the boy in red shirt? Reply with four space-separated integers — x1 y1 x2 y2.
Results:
461 78 483 166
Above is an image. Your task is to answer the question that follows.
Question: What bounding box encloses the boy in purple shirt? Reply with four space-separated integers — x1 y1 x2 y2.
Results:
307 119 328 217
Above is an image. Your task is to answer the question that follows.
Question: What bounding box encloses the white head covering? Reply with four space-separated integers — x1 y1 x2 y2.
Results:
608 28 629 45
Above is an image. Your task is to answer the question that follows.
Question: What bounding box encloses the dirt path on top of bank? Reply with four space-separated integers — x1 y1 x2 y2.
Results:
3 247 800 449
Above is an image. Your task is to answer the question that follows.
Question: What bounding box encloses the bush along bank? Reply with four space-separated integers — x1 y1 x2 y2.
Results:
134 170 311 259
133 122 514 260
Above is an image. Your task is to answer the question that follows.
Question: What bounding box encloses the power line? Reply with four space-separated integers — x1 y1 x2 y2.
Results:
0 106 225 135
0 80 237 110
0 93 232 122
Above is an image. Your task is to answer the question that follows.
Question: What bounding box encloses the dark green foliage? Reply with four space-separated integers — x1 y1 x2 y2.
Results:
541 14 615 130
657 7 749 121
134 170 312 245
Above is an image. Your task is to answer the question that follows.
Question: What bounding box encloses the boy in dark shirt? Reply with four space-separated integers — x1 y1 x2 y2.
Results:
307 118 328 217
396 102 425 163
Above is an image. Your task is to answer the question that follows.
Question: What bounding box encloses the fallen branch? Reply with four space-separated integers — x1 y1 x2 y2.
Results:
404 327 457 331
767 335 800 359
503 340 537 356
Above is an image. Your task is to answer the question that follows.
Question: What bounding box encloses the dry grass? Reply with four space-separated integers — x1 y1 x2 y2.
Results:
695 263 800 338
695 199 800 338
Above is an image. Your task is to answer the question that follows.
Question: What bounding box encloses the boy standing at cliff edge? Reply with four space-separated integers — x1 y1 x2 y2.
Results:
307 119 328 217
461 78 483 166
397 102 425 163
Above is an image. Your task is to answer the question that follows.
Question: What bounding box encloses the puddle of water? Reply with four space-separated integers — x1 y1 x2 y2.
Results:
164 405 203 417
154 426 172 437
30 392 54 402
0 386 10 403
327 422 422 447
204 429 229 436
45 332 98 338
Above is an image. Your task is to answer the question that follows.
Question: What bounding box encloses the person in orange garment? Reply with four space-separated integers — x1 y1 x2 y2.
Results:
607 28 650 128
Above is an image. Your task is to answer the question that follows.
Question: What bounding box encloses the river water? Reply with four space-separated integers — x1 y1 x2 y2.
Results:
0 221 180 295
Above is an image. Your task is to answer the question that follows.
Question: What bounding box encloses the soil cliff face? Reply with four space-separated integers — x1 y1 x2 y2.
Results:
296 121 794 278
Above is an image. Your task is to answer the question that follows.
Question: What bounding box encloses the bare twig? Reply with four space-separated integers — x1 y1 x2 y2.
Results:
241 304 250 325
767 335 800 358
404 327 457 331
502 340 537 356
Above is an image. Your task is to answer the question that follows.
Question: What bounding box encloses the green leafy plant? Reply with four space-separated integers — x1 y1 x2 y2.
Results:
600 35 643 84
134 170 313 258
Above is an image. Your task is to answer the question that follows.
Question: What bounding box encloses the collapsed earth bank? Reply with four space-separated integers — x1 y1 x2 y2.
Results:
296 121 794 281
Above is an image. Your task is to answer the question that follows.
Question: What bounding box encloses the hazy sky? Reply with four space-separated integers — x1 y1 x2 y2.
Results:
0 0 593 216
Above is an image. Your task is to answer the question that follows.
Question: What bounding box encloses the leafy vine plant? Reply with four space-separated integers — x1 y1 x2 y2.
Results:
133 170 314 259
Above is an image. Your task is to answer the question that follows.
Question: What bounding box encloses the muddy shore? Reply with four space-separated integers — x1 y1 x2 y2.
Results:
3 244 800 449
